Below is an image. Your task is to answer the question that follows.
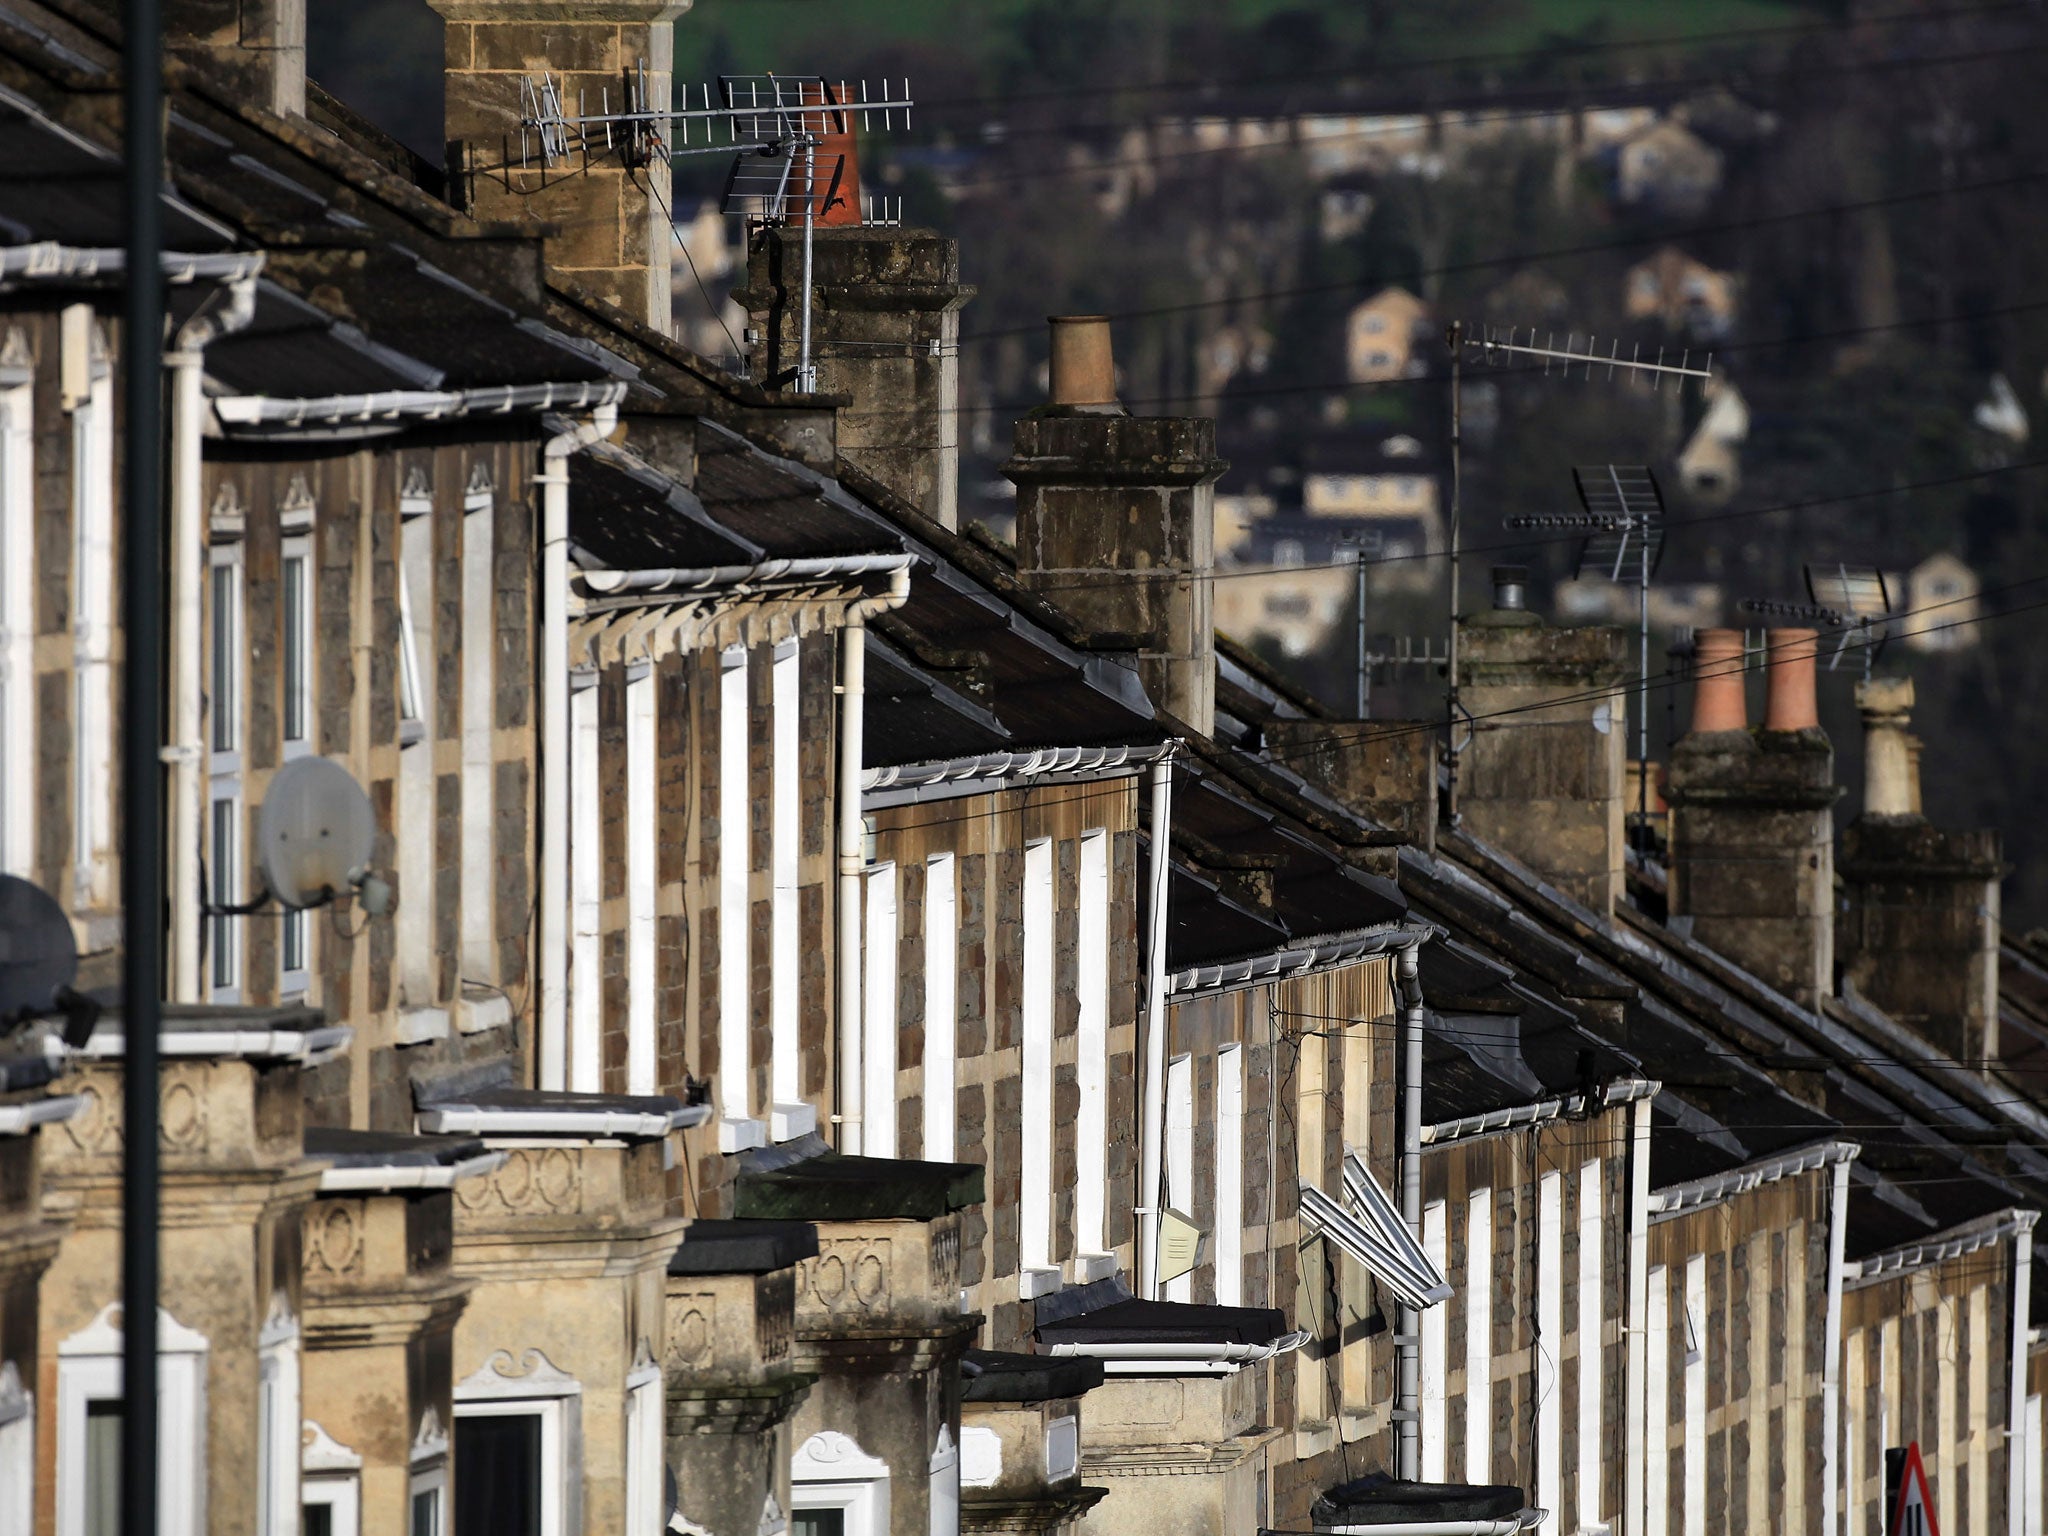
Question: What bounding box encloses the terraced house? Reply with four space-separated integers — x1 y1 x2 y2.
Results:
6 1 2048 1535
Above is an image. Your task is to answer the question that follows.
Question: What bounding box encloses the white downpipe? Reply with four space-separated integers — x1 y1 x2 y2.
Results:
1822 1153 1852 1536
1397 941 1425 1482
166 269 261 1001
1136 749 1176 1300
536 402 618 1090
1624 1094 1654 1536
2011 1220 2036 1536
834 566 912 1155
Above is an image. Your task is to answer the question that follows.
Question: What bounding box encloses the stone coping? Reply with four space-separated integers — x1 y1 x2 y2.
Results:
735 1152 983 1222
960 1349 1104 1404
668 1218 820 1275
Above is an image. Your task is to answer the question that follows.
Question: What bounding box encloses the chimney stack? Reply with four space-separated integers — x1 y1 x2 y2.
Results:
1666 628 1840 1005
165 0 306 117
1006 318 1223 735
742 199 973 526
427 0 680 333
1454 586 1631 916
1838 677 2006 1065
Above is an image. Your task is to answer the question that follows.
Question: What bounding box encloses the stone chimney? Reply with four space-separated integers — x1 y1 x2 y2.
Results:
1838 677 2006 1064
165 0 306 116
426 0 680 331
1005 317 1223 735
742 222 972 527
1666 628 1840 1005
1453 567 1630 915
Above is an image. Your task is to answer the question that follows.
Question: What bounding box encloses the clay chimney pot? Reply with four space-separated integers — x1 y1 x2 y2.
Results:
1689 627 1747 734
1762 628 1821 731
1047 316 1119 409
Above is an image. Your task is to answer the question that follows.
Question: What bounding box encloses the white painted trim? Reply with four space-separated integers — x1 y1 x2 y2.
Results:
625 1355 664 1536
1645 1266 1669 1536
301 1422 363 1475
1213 1041 1244 1307
57 1304 209 1536
791 1431 891 1536
0 1362 30 1536
928 1424 960 1536
1682 1255 1705 1536
568 669 602 1092
0 1096 82 1136
2023 1394 2043 1536
1045 1415 1079 1483
718 645 751 1126
0 350 35 878
1021 838 1055 1275
257 1300 302 1536
1465 1186 1493 1487
1074 830 1110 1263
207 540 246 1002
959 1425 1001 1489
1536 1170 1562 1533
862 862 899 1159
67 309 114 911
1420 1199 1448 1483
396 507 437 1011
301 1474 360 1536
460 470 496 990
279 533 314 755
1577 1159 1604 1535
318 1151 506 1192
769 639 802 1129
1163 1050 1194 1303
395 1006 451 1047
454 1350 583 1536
922 853 957 1163
626 664 658 1096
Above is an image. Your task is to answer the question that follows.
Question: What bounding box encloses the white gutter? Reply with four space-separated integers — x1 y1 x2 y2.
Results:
1044 1328 1310 1373
1624 1091 1653 1536
167 262 263 1002
1318 1513 1543 1535
1166 921 1436 1001
75 1025 353 1069
0 244 263 284
834 562 914 1155
1137 748 1178 1300
1822 1150 1853 1536
536 399 622 1090
1423 1077 1660 1149
582 553 911 595
212 380 629 438
862 742 1176 810
1648 1138 1861 1220
0 1095 83 1135
1396 939 1425 1483
1849 1207 2042 1286
414 1102 711 1138
317 1151 507 1192
2011 1217 2035 1536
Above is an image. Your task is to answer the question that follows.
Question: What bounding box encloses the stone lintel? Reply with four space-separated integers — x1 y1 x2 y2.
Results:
665 1372 816 1436
960 1486 1110 1534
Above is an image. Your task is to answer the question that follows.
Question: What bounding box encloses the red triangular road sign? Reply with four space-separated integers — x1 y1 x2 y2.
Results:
1886 1442 1941 1536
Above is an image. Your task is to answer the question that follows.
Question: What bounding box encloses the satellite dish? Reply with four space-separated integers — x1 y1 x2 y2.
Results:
0 874 79 1025
257 756 377 910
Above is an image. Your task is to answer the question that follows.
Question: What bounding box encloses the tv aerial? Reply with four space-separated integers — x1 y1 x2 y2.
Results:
517 70 915 392
207 756 391 921
1739 562 1895 682
0 875 98 1045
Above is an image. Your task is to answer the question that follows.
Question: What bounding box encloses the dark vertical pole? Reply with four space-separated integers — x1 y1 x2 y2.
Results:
1443 320 1463 827
120 0 164 1529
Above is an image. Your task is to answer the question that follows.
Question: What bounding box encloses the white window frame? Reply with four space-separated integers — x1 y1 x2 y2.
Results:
301 1420 364 1536
768 640 811 1138
1163 1050 1194 1303
1073 831 1111 1275
2024 1392 2043 1536
1646 1266 1670 1533
208 532 246 1003
1420 1200 1448 1482
1213 1041 1243 1305
922 853 957 1162
57 1303 209 1536
410 1408 448 1536
791 1431 890 1536
66 306 114 910
453 1350 583 1536
395 490 439 1026
863 861 899 1159
1536 1170 1562 1535
257 1299 301 1536
625 662 658 1096
1464 1186 1492 1487
1682 1254 1706 1536
278 528 315 998
568 668 602 1090
1577 1158 1604 1533
716 645 760 1150
0 334 34 879
624 1355 663 1536
927 1425 959 1536
0 1359 32 1536
1019 838 1057 1296
459 465 497 989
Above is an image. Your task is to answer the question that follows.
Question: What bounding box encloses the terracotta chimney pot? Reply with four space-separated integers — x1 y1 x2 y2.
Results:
1047 316 1119 410
1762 628 1821 731
1689 627 1747 733
802 82 864 227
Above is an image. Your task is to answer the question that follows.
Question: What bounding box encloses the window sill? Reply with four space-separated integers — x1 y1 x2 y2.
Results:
1018 1266 1063 1300
718 1116 768 1154
1294 1420 1338 1459
457 992 512 1035
1070 1253 1120 1285
770 1102 817 1142
395 1006 451 1046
